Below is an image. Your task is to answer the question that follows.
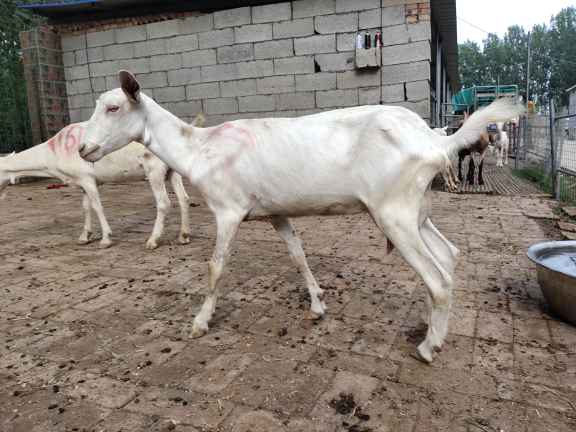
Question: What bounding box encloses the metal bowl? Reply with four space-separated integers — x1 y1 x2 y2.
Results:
527 240 576 325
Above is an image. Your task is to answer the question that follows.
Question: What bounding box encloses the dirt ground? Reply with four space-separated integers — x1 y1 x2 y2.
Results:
1 178 575 432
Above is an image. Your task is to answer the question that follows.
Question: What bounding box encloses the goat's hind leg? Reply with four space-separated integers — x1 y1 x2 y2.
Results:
169 171 191 245
144 164 171 250
81 180 113 248
372 209 453 363
191 211 243 338
271 216 326 319
78 193 94 244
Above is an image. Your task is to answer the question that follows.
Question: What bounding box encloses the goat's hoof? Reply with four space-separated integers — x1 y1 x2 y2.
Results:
78 233 93 245
146 239 159 250
191 325 207 339
415 344 434 364
178 232 191 245
304 310 325 321
99 238 113 249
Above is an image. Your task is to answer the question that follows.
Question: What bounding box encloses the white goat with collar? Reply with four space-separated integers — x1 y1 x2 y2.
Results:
0 115 203 248
79 71 522 363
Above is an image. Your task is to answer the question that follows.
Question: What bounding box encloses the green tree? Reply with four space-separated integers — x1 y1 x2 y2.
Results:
549 7 576 106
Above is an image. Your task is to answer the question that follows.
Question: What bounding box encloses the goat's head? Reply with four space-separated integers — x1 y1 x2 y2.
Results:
79 70 145 162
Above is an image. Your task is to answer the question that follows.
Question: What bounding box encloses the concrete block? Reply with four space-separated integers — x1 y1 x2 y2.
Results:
163 100 203 118
90 77 106 92
153 86 186 103
235 24 273 44
252 2 292 24
255 39 293 59
115 25 147 44
217 44 254 64
381 60 429 84
382 41 430 65
87 47 103 62
134 39 167 58
337 33 355 52
295 72 336 91
315 13 358 34
65 65 89 80
294 34 335 55
315 52 354 72
336 0 380 12
293 0 335 18
238 95 276 112
204 97 239 114
257 75 295 94
103 44 133 61
273 18 314 39
116 58 151 74
316 89 358 107
407 22 432 42
382 23 430 46
277 92 315 110
406 80 429 101
66 79 91 96
382 5 405 27
150 54 182 72
274 56 314 75
359 86 381 104
182 49 217 67
186 82 220 100
167 34 199 53
359 8 382 29
69 108 82 123
388 100 429 118
62 51 75 67
68 93 95 109
135 72 168 89
74 50 87 65
105 75 118 90
147 19 180 39
199 29 234 49
220 79 256 97
168 68 202 86
87 30 114 48
236 60 274 79
180 14 214 34
214 7 251 29
382 83 404 102
201 63 238 82
337 70 380 89
61 34 86 52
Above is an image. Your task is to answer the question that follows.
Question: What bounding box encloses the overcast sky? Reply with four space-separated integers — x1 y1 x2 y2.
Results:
457 0 575 46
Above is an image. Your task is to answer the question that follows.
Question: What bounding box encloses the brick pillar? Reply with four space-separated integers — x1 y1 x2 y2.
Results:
20 26 69 144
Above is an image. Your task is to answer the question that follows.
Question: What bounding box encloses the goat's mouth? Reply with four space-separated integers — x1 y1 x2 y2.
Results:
79 143 102 162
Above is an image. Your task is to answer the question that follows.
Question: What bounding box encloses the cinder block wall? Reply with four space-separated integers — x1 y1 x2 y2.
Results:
60 0 431 126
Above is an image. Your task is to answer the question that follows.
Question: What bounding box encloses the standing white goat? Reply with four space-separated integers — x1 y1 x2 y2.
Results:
1 114 204 248
494 122 509 167
79 71 522 363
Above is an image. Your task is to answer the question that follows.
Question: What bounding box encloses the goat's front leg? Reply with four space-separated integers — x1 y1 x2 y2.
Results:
191 211 243 338
467 156 475 185
81 180 113 248
478 154 486 185
169 171 191 245
271 216 326 319
457 155 464 182
78 193 93 244
145 166 171 250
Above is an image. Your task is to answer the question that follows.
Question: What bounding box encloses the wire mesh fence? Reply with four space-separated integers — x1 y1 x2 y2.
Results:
555 113 576 203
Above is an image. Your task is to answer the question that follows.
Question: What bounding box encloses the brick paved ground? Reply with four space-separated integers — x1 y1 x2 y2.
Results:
1 179 575 432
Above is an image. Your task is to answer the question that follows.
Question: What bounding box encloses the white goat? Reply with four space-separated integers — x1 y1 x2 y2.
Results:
79 71 522 363
494 122 509 167
0 114 203 248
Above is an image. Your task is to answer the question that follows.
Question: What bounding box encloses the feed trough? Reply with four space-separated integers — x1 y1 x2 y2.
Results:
527 240 576 325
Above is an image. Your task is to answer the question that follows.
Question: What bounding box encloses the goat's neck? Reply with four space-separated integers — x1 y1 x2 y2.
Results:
0 145 51 180
140 95 199 176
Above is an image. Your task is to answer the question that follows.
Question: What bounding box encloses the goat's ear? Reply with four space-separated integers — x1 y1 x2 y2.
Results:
119 70 140 103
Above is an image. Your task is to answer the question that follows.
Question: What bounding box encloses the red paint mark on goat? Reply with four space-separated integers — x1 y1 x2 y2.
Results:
47 125 85 156
208 123 255 147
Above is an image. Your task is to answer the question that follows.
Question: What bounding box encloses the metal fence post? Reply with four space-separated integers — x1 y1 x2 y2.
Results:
550 100 558 199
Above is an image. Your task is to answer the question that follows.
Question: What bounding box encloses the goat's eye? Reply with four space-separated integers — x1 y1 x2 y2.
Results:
107 106 120 113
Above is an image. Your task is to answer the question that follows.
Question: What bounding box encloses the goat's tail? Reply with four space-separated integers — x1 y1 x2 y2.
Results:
444 98 524 157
